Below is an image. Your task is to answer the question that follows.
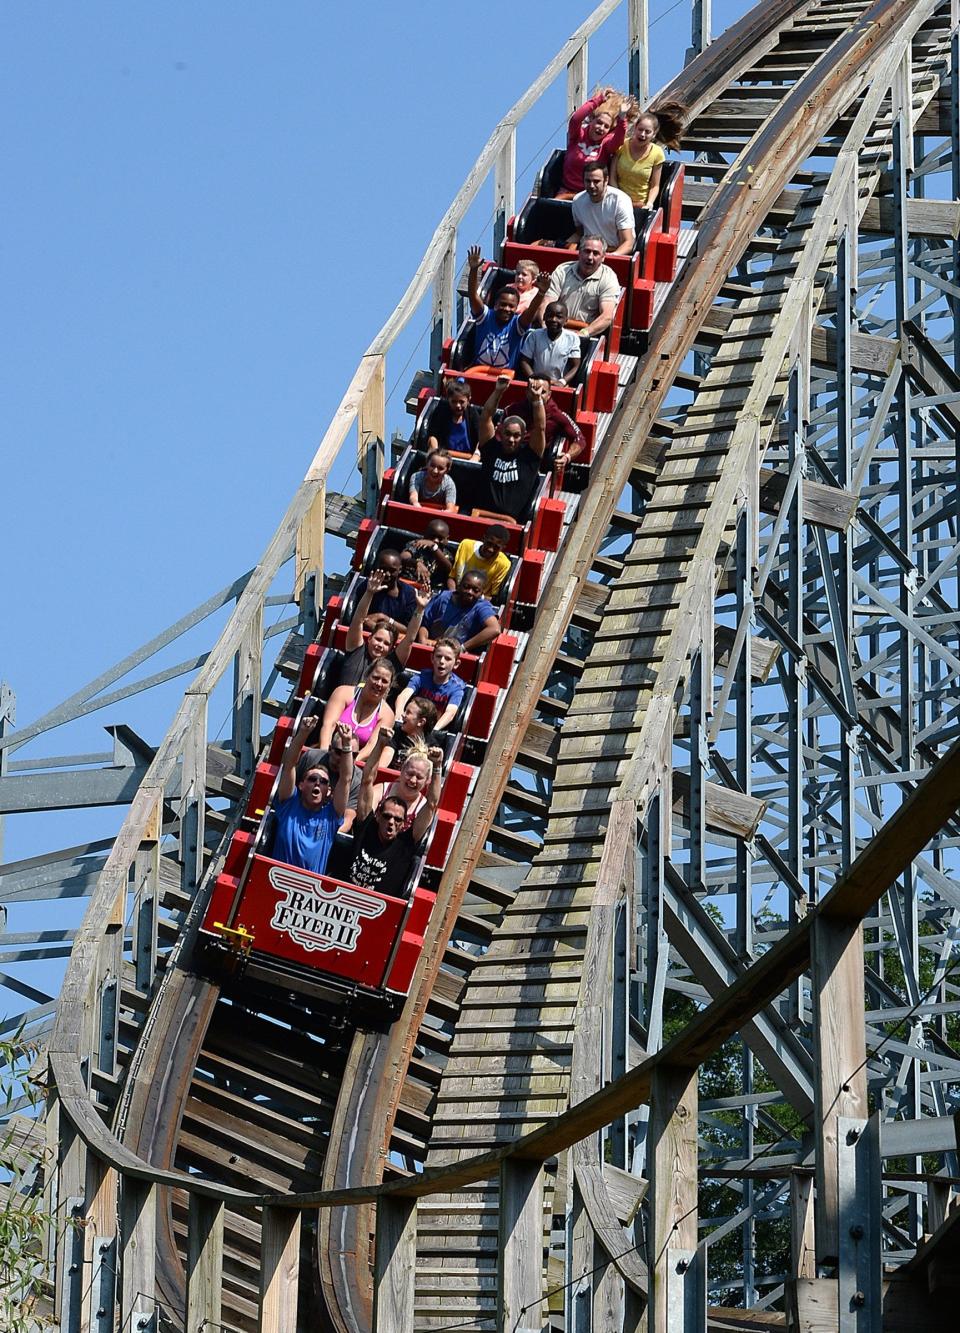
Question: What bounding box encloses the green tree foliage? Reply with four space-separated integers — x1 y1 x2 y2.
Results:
0 1031 54 1333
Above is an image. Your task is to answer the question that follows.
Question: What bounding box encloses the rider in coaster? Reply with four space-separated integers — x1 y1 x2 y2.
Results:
569 161 635 254
400 518 453 590
409 449 457 512
512 377 585 474
329 767 442 899
466 246 550 371
447 524 511 597
395 638 466 731
272 717 354 874
337 569 425 688
364 548 418 626
544 236 620 338
517 302 582 387
419 572 501 654
469 374 547 521
319 659 397 763
560 86 631 196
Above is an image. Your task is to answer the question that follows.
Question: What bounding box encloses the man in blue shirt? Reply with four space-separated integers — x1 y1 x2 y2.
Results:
364 549 417 625
419 572 502 653
271 717 354 874
467 246 550 369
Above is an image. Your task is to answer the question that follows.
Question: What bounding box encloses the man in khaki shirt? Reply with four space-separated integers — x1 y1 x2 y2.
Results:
545 235 621 336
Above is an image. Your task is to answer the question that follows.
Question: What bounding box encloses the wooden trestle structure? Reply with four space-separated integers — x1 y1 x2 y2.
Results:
4 0 960 1328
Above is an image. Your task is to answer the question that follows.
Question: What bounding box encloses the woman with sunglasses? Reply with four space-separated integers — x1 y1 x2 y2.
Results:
272 717 354 874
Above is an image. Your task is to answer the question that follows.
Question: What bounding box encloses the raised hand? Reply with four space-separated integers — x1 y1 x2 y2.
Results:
297 713 320 739
427 746 444 767
534 271 552 293
414 580 432 609
333 721 354 752
368 568 389 591
467 245 483 270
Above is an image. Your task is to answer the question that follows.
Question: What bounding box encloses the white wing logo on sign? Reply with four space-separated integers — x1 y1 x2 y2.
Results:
267 865 387 953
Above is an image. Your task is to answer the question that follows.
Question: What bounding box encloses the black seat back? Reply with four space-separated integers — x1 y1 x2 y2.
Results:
535 149 565 198
449 322 478 372
514 196 574 246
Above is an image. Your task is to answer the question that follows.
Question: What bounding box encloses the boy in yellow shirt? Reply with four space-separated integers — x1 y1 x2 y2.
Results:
447 524 511 598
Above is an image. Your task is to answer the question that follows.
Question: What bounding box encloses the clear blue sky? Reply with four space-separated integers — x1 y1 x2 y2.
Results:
2 0 748 866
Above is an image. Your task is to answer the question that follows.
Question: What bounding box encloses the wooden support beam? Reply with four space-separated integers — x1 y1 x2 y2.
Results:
672 770 766 840
567 44 588 116
373 1196 417 1333
714 624 781 683
498 1158 545 1332
648 1064 698 1332
120 1177 156 1333
809 325 898 375
294 484 325 601
83 1153 118 1333
187 1194 224 1333
860 195 960 238
259 1206 300 1333
787 1278 838 1332
759 467 859 531
811 918 868 1266
790 1170 816 1281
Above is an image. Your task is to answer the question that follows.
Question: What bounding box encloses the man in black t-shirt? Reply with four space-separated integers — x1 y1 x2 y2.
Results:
331 771 440 898
472 375 548 521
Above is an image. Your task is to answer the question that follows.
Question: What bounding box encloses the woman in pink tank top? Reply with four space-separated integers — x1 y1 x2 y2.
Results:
319 660 397 763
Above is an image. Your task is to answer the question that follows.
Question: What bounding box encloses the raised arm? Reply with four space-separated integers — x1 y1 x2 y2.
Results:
526 384 548 460
345 570 388 651
518 271 552 330
411 746 445 843
356 725 391 823
466 245 485 319
394 683 415 717
396 583 429 667
330 722 355 818
319 686 353 750
277 712 320 802
567 91 608 146
476 374 511 451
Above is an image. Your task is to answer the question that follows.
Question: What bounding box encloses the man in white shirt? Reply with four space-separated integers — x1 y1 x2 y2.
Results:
569 162 635 255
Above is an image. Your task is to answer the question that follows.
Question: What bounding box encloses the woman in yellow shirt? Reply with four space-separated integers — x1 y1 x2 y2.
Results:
610 102 687 209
